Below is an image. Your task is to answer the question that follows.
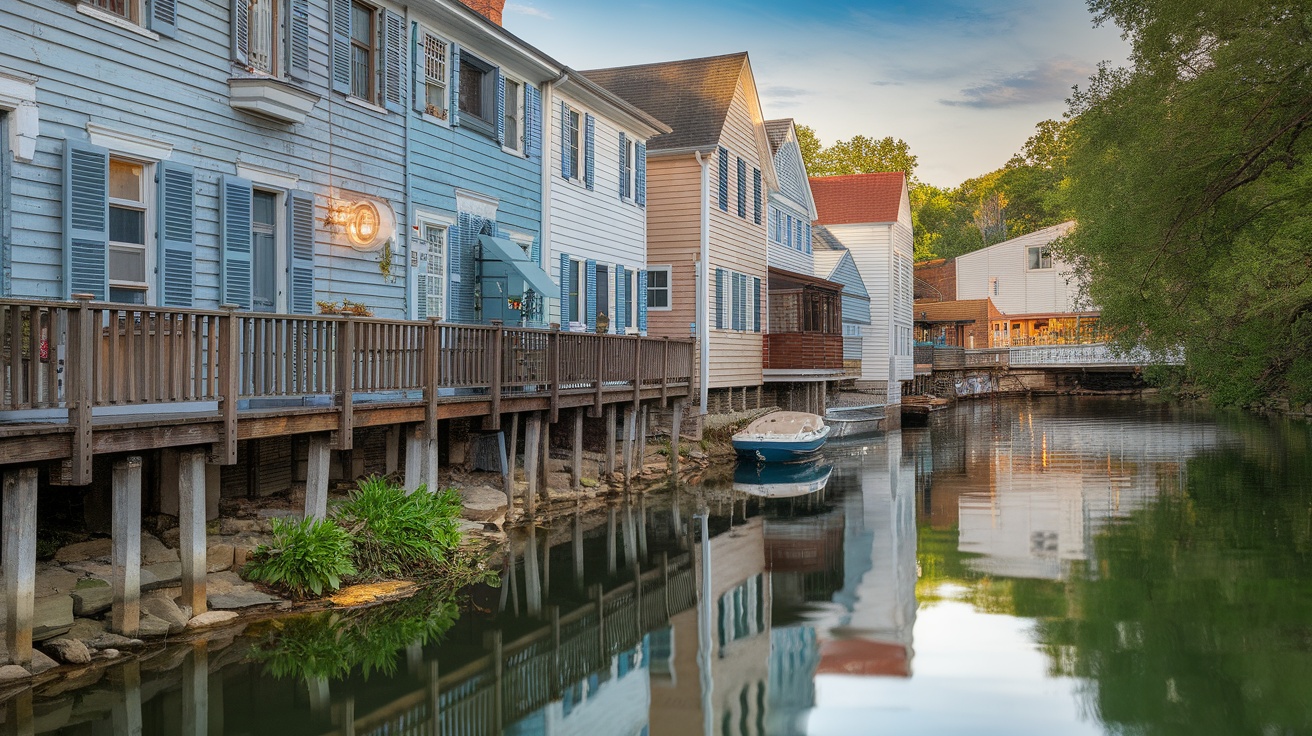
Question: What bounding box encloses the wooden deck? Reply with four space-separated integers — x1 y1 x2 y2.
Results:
0 299 695 479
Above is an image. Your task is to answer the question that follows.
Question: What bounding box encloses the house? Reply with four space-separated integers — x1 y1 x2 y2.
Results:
809 173 915 410
951 221 1100 345
543 72 670 334
584 53 778 415
914 299 1003 349
812 225 871 376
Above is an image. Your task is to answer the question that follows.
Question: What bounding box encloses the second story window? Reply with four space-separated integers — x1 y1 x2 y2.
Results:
108 158 150 305
1028 245 1053 270
566 107 581 180
421 31 449 120
90 0 137 22
81 0 178 36
458 53 496 136
246 0 277 73
349 1 374 100
503 78 522 152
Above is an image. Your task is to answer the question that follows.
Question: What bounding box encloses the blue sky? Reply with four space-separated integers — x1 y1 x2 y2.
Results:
501 0 1131 187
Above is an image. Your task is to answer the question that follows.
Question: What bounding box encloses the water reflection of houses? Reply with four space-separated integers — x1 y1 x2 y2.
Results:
927 401 1232 580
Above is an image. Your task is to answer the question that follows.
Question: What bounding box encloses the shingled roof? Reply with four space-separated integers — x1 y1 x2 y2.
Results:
810 172 907 225
581 53 749 153
764 119 792 155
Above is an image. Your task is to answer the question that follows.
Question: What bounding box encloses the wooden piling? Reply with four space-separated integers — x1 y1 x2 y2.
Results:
111 456 142 636
670 398 684 476
622 405 635 481
507 412 519 483
572 408 584 491
306 434 331 516
3 467 37 665
179 449 208 615
604 404 617 477
538 415 551 501
524 413 541 519
403 424 424 493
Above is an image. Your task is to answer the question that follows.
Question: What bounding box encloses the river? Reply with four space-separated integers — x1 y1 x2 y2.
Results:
20 396 1312 735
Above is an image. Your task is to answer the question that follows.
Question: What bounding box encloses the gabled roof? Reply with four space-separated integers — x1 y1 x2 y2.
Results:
811 224 847 251
580 53 748 153
764 119 792 154
810 172 907 225
812 244 869 300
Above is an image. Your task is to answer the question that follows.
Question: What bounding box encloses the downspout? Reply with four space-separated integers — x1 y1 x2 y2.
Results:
403 8 414 318
694 150 711 415
539 79 554 323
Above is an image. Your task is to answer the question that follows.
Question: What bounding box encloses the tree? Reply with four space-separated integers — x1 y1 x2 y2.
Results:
795 124 824 174
1059 0 1312 406
812 134 919 183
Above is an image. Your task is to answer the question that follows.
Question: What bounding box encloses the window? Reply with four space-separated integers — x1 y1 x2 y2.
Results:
348 1 375 100
566 257 583 325
621 135 635 200
624 268 639 330
89 0 137 22
990 277 1000 296
251 190 279 312
715 268 759 332
717 147 729 211
417 222 446 320
736 157 747 218
566 108 581 180
503 78 523 152
458 53 496 135
247 0 278 73
108 158 150 304
1028 245 1053 270
647 266 671 310
421 30 449 120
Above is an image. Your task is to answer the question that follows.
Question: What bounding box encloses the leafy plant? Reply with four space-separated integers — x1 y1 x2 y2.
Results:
244 517 357 598
333 476 463 578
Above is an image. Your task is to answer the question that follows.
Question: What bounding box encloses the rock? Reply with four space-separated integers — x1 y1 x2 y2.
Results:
219 518 264 535
28 649 59 674
34 565 78 598
206 544 234 573
206 571 244 595
459 485 509 522
136 613 172 638
59 560 113 580
141 593 188 634
159 527 180 548
689 450 707 461
141 562 181 591
232 542 258 570
101 649 121 659
86 632 141 649
208 586 281 610
185 611 238 629
140 533 178 565
456 520 484 536
53 539 112 564
44 638 91 665
32 595 75 642
66 618 106 642
0 665 30 682
70 579 113 617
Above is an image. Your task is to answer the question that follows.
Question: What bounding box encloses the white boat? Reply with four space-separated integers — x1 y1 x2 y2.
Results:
824 404 886 438
732 411 831 462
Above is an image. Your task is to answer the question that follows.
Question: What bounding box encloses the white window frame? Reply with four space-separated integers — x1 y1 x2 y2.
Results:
624 267 639 333
718 269 756 333
347 0 379 103
419 26 451 126
457 50 497 138
565 105 582 183
567 256 585 328
412 211 454 321
80 0 144 28
249 187 288 312
622 135 635 202
646 265 672 312
245 0 281 75
107 155 155 306
502 76 525 155
1027 245 1053 270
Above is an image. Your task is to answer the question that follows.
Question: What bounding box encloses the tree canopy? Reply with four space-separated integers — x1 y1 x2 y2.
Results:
1059 0 1312 406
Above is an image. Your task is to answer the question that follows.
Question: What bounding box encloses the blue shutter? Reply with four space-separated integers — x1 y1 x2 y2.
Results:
715 268 725 329
585 259 597 332
560 102 571 180
635 143 647 207
637 270 648 333
752 277 761 333
63 141 109 301
618 132 628 200
449 47 461 127
734 273 745 331
288 0 310 79
330 0 351 94
530 235 540 267
583 113 596 191
230 0 249 65
156 161 195 308
525 85 542 160
495 70 506 146
382 10 405 112
717 147 729 211
287 190 316 314
220 176 254 309
736 157 746 218
753 168 762 225
805 223 813 253
615 265 627 331
147 0 178 37
411 23 425 114
559 253 571 324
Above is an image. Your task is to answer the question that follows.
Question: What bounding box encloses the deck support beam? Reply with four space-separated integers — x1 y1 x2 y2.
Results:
670 399 684 476
404 424 425 493
306 434 331 517
637 405 648 477
604 405 617 477
524 413 541 519
622 406 636 481
3 467 37 666
572 408 584 491
179 448 208 616
538 415 551 501
507 413 519 484
111 456 142 636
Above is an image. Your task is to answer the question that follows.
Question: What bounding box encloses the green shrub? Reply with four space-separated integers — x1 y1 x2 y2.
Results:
333 476 463 578
244 517 357 598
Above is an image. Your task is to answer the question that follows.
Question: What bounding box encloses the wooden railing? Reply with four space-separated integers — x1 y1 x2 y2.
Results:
932 345 965 371
763 333 844 371
0 299 696 477
964 348 1009 368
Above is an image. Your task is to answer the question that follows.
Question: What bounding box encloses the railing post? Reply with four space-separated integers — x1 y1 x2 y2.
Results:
548 324 560 424
593 335 604 411
660 337 669 405
489 320 503 431
215 305 239 465
424 318 442 492
631 336 642 407
335 316 354 450
67 294 95 485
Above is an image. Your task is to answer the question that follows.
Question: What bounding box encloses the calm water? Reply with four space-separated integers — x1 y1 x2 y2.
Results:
23 397 1312 735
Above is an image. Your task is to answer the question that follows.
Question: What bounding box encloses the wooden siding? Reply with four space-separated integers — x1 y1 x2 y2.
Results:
766 199 812 276
545 88 646 331
1 0 407 314
643 156 701 343
955 222 1083 315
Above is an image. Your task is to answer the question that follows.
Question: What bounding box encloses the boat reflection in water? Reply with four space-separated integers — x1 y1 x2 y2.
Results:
733 458 833 499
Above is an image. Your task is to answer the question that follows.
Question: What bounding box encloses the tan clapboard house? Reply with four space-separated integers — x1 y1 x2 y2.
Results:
583 53 778 415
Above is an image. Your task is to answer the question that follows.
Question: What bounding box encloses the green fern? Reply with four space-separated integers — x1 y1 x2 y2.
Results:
244 517 357 598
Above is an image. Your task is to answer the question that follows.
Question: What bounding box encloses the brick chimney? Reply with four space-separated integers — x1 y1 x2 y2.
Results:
456 0 505 25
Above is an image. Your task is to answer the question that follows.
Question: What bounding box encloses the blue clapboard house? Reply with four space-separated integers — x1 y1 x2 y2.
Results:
0 0 650 327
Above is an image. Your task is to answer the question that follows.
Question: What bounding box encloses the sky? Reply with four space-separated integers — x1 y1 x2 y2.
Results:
499 0 1132 188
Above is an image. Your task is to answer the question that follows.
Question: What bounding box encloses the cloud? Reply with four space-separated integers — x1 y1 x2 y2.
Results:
505 2 552 19
941 57 1093 108
761 85 809 99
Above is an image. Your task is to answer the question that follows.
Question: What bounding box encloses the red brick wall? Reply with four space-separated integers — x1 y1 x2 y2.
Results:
455 0 505 24
915 259 956 302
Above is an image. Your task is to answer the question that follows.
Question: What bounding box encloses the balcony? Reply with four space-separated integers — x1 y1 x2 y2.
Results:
228 77 320 125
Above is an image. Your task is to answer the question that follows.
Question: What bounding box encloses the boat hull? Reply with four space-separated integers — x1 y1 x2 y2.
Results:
824 407 885 439
732 431 830 462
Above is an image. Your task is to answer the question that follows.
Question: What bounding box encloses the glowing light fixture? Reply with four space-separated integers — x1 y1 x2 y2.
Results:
325 196 393 251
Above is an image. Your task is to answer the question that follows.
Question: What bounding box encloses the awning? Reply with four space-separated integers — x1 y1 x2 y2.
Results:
477 235 557 296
